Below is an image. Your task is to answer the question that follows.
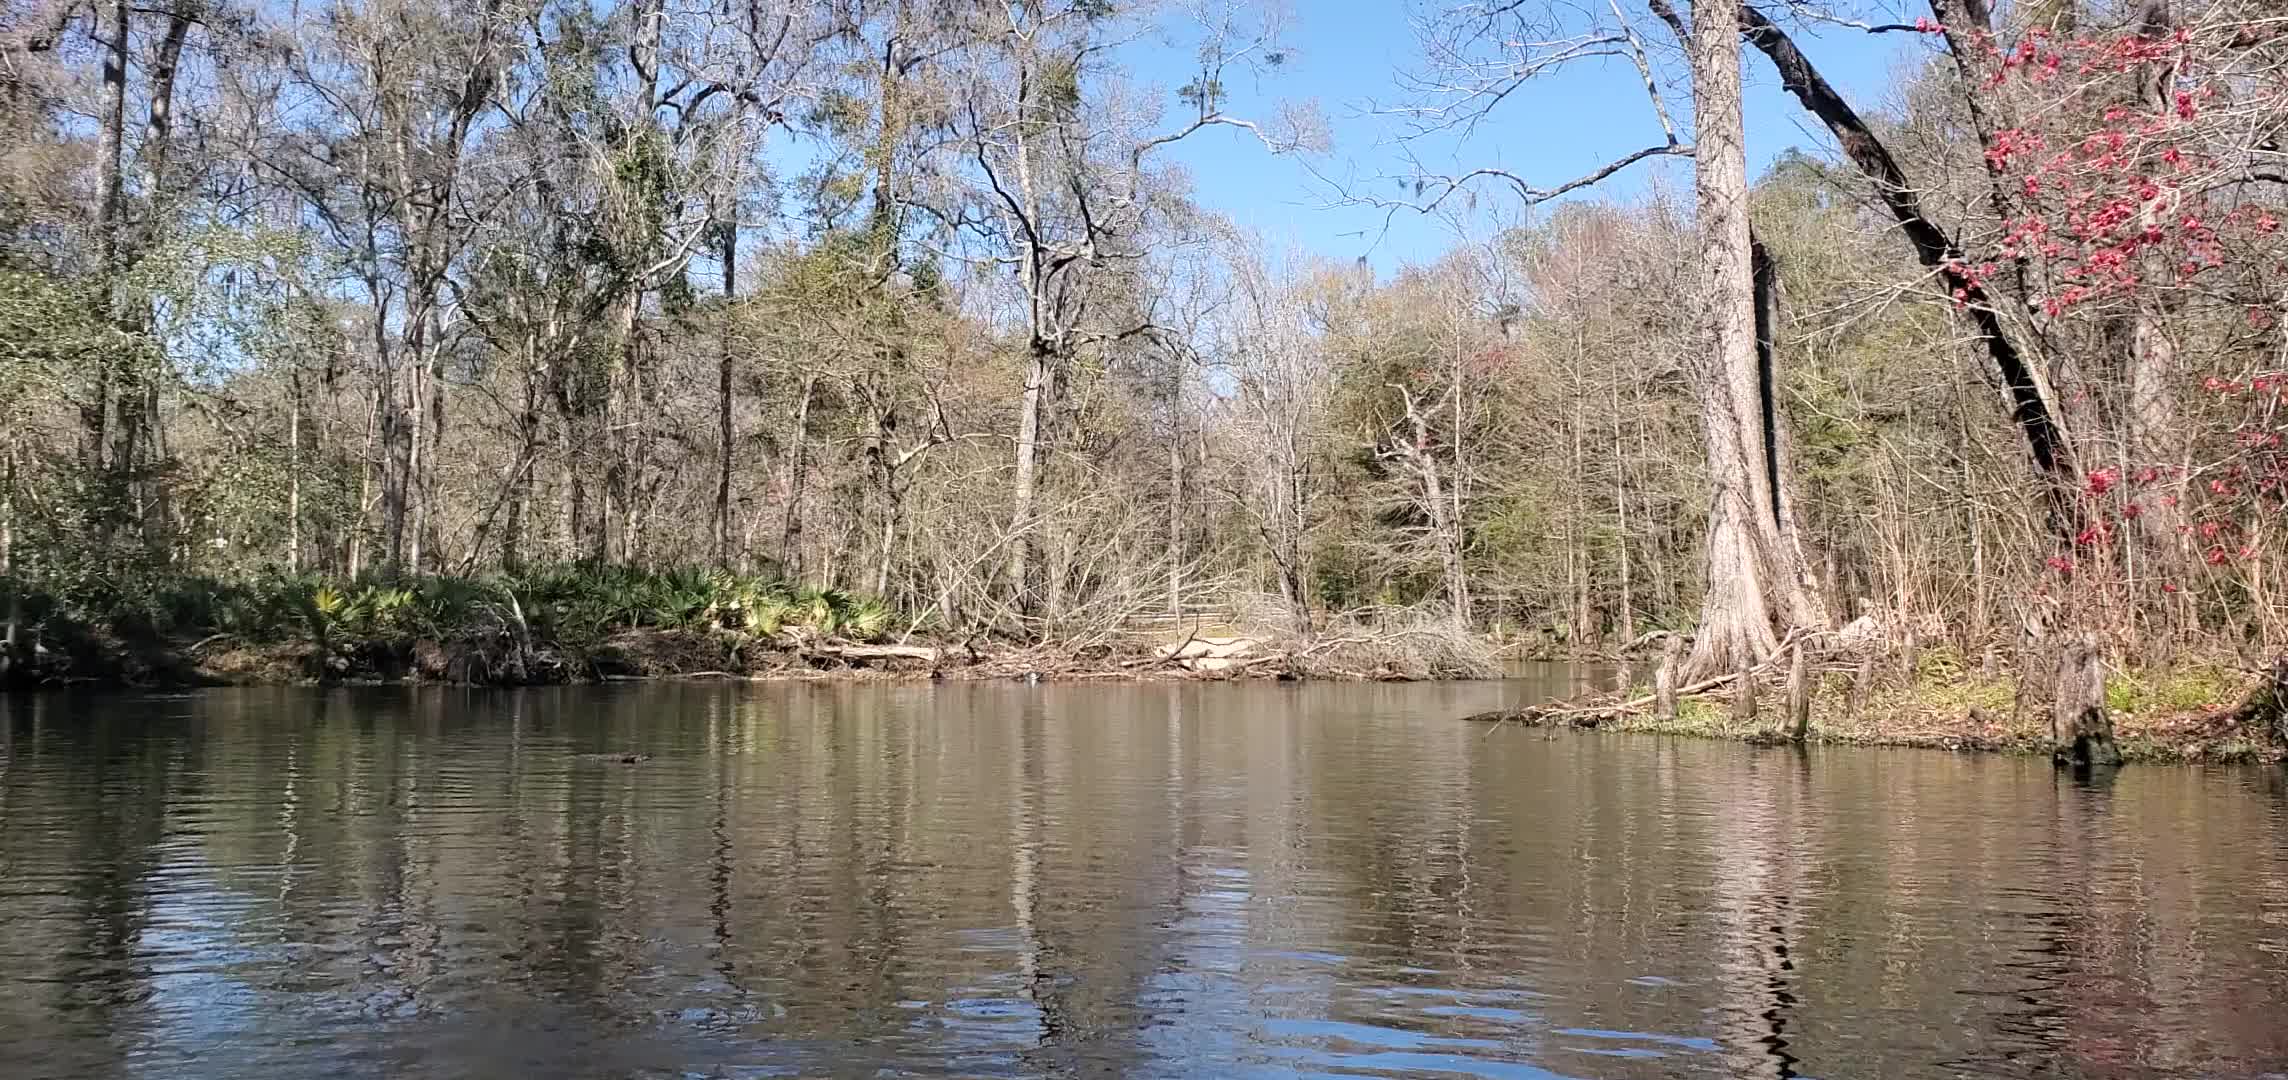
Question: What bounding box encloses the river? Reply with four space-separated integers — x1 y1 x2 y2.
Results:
2 677 2285 1078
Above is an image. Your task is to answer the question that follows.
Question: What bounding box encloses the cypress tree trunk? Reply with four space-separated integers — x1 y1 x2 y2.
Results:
1681 0 1825 680
2052 635 2122 767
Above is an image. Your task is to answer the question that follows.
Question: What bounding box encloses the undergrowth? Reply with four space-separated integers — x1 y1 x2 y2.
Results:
0 563 901 659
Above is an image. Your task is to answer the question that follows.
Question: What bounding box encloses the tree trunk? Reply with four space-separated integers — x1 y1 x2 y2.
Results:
1613 381 1636 644
876 486 900 600
381 370 410 573
1570 368 1588 641
350 368 377 577
716 222 737 568
602 291 640 563
1283 427 1312 637
1420 451 1469 629
1655 633 1682 724
2124 4 2187 563
1 443 14 576
1448 315 1472 628
98 2 194 560
1742 4 2078 512
0 456 30 666
1757 241 1823 604
407 335 428 573
1682 0 1825 681
779 375 815 582
288 371 302 573
1008 343 1052 613
501 361 538 574
86 0 128 475
1168 366 1184 617
564 430 587 561
602 0 662 567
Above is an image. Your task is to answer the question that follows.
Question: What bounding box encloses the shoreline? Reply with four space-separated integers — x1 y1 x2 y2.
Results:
13 626 2286 766
1466 660 2288 765
1 625 1473 691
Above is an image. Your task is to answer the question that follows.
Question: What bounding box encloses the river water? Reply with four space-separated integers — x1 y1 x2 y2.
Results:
2 676 2285 1079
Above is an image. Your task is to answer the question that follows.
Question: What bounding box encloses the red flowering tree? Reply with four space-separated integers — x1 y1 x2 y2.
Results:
1936 3 2287 637
1736 1 2280 647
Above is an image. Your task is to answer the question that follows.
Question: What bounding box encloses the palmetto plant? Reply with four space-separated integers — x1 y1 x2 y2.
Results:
792 587 851 636
12 560 905 662
746 595 797 637
844 598 892 641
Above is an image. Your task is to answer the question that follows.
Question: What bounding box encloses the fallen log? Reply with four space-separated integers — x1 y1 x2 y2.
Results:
805 642 941 664
1465 629 1809 729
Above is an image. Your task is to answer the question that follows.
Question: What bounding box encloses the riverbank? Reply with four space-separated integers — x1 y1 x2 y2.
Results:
0 567 1499 688
1467 655 2288 764
2 626 1501 689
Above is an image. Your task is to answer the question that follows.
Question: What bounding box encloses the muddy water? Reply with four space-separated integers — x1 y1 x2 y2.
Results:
2 675 2285 1078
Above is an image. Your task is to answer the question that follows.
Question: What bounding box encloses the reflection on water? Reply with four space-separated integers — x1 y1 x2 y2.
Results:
1 677 2285 1079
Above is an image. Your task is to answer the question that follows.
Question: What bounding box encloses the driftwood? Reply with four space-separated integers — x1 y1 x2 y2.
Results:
1616 629 1669 655
1155 635 1266 673
1467 628 1809 730
807 642 941 664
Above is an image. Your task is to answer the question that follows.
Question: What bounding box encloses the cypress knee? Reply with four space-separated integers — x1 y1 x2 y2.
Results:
1848 652 1876 717
1655 634 1681 724
1787 643 1811 742
2053 636 2122 768
1732 653 1758 727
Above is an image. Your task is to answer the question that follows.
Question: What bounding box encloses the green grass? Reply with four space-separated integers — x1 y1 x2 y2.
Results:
2104 664 2240 717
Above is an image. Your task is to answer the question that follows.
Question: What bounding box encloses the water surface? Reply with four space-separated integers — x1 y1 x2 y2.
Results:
2 677 2285 1078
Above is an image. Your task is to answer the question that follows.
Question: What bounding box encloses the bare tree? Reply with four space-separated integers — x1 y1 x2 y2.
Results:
1208 237 1340 634
925 0 1302 625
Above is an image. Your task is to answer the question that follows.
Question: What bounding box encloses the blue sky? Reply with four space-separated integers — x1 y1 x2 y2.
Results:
1132 1 1930 276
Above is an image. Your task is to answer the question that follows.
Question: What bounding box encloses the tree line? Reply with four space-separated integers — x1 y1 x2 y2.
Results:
1 0 2284 676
